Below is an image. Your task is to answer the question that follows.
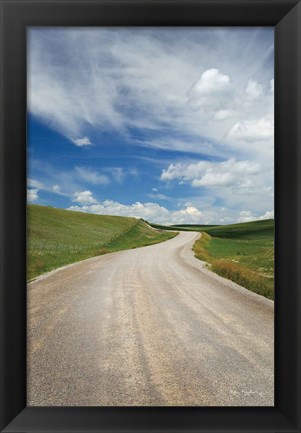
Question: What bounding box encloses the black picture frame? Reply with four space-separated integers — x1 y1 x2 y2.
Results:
0 0 300 432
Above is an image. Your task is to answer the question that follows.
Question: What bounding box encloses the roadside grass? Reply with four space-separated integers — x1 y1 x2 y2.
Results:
193 220 274 300
28 204 176 280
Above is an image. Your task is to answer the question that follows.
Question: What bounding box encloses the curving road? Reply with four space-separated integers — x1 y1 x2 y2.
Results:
27 232 274 406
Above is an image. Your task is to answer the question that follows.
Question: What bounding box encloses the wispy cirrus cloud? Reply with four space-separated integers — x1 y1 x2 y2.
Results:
28 28 274 159
27 178 66 202
75 167 110 185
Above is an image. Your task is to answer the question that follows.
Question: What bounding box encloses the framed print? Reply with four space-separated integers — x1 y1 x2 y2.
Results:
0 0 300 432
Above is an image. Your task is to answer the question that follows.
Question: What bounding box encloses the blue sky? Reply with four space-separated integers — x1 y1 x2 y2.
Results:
27 27 274 224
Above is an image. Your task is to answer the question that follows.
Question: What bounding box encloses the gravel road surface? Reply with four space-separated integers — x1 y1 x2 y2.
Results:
27 232 274 406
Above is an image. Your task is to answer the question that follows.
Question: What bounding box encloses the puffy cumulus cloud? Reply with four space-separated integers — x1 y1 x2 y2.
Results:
187 68 231 110
245 80 263 100
72 190 98 205
27 178 44 202
259 210 274 220
171 206 203 222
27 189 39 202
160 158 273 220
238 209 274 223
228 116 273 143
72 137 93 147
67 200 207 225
75 167 110 185
52 184 62 193
161 158 260 188
67 197 274 225
238 211 256 223
68 200 168 222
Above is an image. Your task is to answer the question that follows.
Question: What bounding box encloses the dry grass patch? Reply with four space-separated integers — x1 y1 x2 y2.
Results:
211 260 273 299
193 230 274 300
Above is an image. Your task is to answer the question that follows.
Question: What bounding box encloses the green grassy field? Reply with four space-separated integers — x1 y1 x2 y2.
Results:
27 205 176 280
202 219 274 239
193 220 274 299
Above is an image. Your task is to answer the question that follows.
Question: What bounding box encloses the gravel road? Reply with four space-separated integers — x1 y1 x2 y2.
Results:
27 231 274 406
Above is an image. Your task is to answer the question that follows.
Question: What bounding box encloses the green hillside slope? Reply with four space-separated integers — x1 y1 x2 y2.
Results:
193 219 274 299
203 219 274 239
27 205 176 280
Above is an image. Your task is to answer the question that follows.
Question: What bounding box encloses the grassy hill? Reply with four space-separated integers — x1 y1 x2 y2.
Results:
27 205 176 280
150 220 273 236
202 219 274 239
193 219 274 299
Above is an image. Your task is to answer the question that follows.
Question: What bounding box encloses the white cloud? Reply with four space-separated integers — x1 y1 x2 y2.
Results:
67 197 274 225
228 116 273 143
28 178 44 189
72 190 98 205
238 211 256 223
135 137 215 156
192 173 234 187
270 79 274 94
238 209 274 223
245 80 263 100
67 200 207 225
214 110 234 120
27 189 39 202
72 137 93 147
110 167 125 183
27 176 68 199
161 158 260 188
147 193 169 200
75 167 109 185
259 210 274 220
187 68 232 112
100 167 138 183
172 206 203 222
128 168 139 177
68 200 273 224
52 184 61 193
160 157 274 218
68 200 168 222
